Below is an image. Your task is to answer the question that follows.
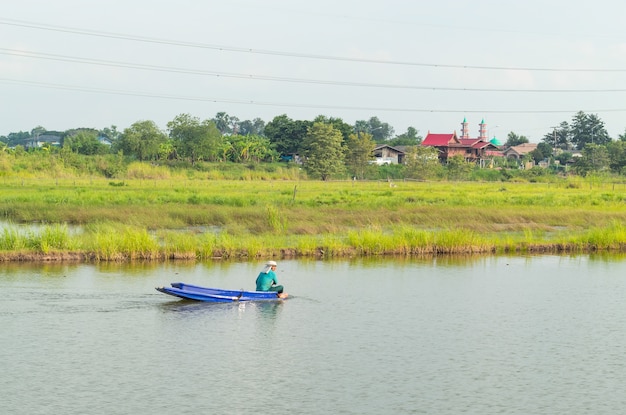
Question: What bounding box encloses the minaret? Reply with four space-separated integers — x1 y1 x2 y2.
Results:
460 117 470 139
478 118 488 141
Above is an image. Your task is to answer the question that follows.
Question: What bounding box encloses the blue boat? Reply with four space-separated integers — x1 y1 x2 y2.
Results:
156 282 288 302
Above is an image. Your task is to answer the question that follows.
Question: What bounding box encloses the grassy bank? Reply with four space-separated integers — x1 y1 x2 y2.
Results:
1 177 626 261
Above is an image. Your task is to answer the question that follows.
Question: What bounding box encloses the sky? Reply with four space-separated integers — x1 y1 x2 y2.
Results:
2 0 626 142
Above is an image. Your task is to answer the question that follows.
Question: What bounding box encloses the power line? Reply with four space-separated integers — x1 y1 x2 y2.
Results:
3 77 626 114
1 18 625 73
2 48 626 93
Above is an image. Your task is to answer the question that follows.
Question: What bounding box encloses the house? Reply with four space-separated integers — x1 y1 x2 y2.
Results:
372 144 405 165
23 134 62 149
502 143 538 159
421 119 501 164
98 136 113 146
421 132 462 162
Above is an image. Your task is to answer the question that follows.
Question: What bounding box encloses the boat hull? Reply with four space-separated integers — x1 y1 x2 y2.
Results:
156 282 284 302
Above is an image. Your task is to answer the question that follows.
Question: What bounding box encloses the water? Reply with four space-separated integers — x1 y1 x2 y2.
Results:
2 255 626 414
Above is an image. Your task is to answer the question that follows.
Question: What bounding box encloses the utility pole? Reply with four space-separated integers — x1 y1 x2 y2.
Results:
591 125 596 144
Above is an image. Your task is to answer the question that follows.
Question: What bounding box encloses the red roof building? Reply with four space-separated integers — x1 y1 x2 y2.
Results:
421 119 502 164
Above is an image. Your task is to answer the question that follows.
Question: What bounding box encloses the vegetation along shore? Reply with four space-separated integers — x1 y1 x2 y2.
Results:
2 110 626 261
1 176 626 262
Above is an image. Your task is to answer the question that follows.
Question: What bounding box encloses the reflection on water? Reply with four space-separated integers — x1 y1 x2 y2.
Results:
156 297 286 323
254 300 284 317
157 298 229 314
0 220 84 233
2 255 626 415
155 296 286 328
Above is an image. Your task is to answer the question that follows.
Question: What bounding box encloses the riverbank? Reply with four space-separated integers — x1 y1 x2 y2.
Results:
1 241 624 263
1 178 626 261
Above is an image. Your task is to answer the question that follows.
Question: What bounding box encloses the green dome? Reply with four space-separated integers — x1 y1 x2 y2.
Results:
490 137 503 146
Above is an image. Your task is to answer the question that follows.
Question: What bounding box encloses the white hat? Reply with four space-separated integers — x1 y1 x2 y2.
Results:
262 260 277 273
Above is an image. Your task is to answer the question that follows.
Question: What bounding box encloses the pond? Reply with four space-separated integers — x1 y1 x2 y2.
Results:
2 255 626 414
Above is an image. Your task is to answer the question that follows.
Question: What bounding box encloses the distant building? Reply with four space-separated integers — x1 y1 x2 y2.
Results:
422 118 501 164
98 136 113 146
372 144 405 165
502 143 538 160
23 134 62 149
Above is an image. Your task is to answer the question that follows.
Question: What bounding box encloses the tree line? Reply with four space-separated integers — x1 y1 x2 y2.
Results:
0 113 419 180
2 110 626 180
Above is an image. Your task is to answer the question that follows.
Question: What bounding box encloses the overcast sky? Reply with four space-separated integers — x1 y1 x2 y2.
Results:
2 0 626 142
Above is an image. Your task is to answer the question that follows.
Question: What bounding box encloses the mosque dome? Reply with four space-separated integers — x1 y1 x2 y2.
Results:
490 137 503 146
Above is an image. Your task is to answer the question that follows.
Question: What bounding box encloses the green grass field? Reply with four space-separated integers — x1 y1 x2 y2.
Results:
1 177 626 260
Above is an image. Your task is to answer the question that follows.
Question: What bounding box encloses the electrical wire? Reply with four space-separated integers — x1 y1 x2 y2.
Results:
1 18 625 73
2 48 625 93
3 77 626 114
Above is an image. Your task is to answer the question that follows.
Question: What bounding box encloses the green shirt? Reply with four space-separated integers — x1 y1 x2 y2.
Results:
255 270 278 291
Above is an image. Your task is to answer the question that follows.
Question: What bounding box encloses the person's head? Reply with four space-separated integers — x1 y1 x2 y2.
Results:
263 260 277 273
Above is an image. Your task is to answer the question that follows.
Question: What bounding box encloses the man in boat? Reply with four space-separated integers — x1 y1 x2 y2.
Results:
256 260 288 299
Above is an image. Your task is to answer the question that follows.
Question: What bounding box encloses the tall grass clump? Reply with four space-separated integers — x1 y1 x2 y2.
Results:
87 224 120 261
196 232 248 259
86 223 160 260
295 235 321 256
159 231 198 260
347 228 398 255
0 227 26 250
125 162 171 180
118 227 160 259
0 224 76 253
266 205 286 232
433 229 491 254
318 234 347 257
240 236 266 258
197 232 218 259
511 228 553 252
395 226 435 254
33 224 76 253
214 233 239 258
572 220 626 250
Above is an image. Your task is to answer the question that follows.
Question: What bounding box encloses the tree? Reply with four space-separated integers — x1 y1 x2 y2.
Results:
355 117 394 142
264 114 311 156
31 125 46 138
313 115 353 142
228 115 240 135
302 122 345 180
167 114 222 164
64 130 108 155
572 143 610 175
446 154 474 181
606 140 626 174
238 118 265 136
158 141 175 161
5 131 30 147
227 134 275 162
569 111 610 149
212 112 232 135
542 121 571 151
389 127 421 146
505 131 529 147
118 120 167 161
555 151 573 167
101 125 121 144
530 142 553 163
345 132 376 179
404 146 441 180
